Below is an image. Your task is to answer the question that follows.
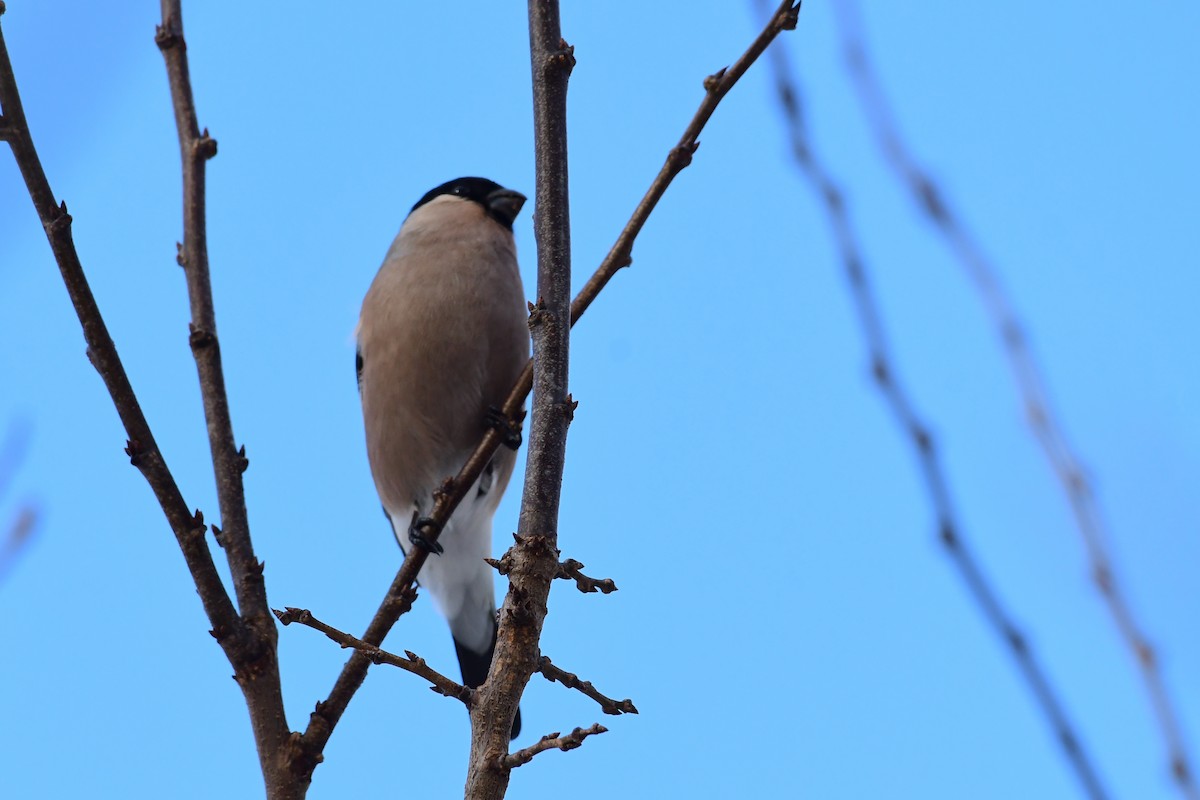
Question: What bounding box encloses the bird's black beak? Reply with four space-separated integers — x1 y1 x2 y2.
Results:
486 188 526 228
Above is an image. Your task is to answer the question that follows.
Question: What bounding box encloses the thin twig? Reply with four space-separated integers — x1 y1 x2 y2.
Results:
492 724 607 771
537 656 637 715
273 607 471 705
294 1 805 781
756 6 1111 798
155 2 270 639
0 3 243 655
488 553 618 595
830 3 1197 797
556 558 617 594
153 5 296 797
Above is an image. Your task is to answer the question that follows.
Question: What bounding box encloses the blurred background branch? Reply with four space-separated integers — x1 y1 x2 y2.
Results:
757 1 1110 795
831 1 1196 796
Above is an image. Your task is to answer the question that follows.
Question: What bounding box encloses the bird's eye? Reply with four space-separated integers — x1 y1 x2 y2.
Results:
452 186 466 195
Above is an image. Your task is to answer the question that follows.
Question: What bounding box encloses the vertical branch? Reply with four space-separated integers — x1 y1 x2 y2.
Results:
463 3 574 798
830 3 1198 796
155 2 270 637
154 5 297 797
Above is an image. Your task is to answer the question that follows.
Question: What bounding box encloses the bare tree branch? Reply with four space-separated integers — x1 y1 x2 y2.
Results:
273 607 471 705
537 656 637 716
556 558 617 594
295 2 805 782
155 2 271 639
153 5 297 796
3 5 298 796
0 2 243 657
830 4 1198 796
757 9 1111 799
492 724 607 771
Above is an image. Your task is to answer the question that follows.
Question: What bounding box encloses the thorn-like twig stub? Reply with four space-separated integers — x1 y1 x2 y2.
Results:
195 129 218 160
780 1 802 30
527 297 548 327
188 323 216 350
175 242 185 267
561 394 579 423
188 509 207 541
667 142 698 173
153 24 181 51
431 476 456 506
49 202 72 236
485 553 515 576
272 606 312 626
703 67 728 92
237 444 249 473
124 438 146 467
211 524 226 548
552 40 577 72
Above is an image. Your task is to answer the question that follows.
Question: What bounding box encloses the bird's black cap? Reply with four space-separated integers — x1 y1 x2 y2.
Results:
412 177 526 231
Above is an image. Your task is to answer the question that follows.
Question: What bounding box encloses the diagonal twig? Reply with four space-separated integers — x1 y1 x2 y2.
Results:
492 724 607 771
537 656 637 716
293 1 805 782
273 607 471 705
0 1 243 657
830 3 1197 797
756 5 1111 797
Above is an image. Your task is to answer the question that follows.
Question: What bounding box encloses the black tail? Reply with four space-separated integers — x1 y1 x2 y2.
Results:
453 619 521 739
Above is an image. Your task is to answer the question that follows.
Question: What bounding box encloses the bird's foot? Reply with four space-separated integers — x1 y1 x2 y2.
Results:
408 515 444 555
486 406 524 450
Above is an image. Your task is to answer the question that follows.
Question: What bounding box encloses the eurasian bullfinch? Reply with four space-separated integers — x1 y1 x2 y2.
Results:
357 177 529 738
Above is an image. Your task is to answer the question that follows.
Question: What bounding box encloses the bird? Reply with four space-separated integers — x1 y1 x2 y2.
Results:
356 177 529 739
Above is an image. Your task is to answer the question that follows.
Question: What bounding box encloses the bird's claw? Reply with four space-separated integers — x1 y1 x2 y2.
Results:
486 406 523 450
408 516 444 555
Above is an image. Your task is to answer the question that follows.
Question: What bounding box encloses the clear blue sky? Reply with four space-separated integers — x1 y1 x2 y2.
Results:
2 2 1197 798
